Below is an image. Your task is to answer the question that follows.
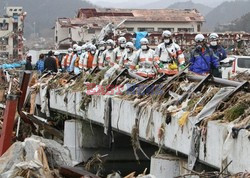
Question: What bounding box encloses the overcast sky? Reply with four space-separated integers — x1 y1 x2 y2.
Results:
90 0 232 7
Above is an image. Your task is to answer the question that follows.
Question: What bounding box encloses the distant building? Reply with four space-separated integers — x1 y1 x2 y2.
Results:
0 7 26 61
55 8 204 49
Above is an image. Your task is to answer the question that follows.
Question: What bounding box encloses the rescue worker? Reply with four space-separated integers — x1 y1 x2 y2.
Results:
114 37 127 64
189 34 220 75
82 44 87 54
44 51 58 73
209 33 227 77
73 46 82 74
119 42 136 69
53 51 60 69
93 41 106 69
69 44 79 73
154 30 185 75
78 44 87 71
103 39 116 67
83 45 97 70
61 48 73 72
130 38 157 78
209 33 227 61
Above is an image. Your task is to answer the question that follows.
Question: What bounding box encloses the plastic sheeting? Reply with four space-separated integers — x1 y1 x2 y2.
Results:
195 87 235 125
135 32 148 49
0 61 26 69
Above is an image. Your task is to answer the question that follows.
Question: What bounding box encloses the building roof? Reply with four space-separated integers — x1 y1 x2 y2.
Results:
58 8 205 29
77 8 205 23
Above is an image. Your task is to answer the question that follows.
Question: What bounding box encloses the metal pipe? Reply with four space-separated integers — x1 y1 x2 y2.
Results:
187 74 242 87
128 71 145 81
0 94 19 156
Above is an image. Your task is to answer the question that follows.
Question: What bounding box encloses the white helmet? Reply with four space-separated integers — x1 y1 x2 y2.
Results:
126 42 134 49
140 38 149 45
82 44 87 51
106 39 115 47
118 37 126 44
73 44 78 51
162 30 172 38
209 33 219 40
85 43 92 51
195 34 205 42
76 46 82 53
68 48 73 53
98 41 106 46
90 45 97 51
54 51 60 56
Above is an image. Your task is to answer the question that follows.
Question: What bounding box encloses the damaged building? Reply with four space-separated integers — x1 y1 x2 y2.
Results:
0 7 26 61
54 8 204 49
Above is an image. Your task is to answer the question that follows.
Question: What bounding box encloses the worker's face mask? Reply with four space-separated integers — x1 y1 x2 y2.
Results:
77 51 81 55
164 38 171 44
141 45 148 50
120 43 126 48
210 41 218 46
196 41 203 51
126 48 132 53
107 45 112 50
99 46 105 51
91 50 95 55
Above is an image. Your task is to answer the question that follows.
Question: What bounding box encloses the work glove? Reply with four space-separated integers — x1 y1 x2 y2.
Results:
179 64 186 70
159 62 164 69
169 62 178 70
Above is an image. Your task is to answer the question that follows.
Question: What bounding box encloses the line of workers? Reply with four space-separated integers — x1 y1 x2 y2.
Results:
36 31 227 78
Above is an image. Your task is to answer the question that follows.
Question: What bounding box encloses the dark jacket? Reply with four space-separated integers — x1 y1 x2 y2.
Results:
210 45 227 61
189 47 219 75
44 57 58 73
25 60 33 70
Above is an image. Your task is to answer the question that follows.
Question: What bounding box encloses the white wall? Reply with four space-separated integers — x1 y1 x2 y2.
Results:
124 21 200 33
55 21 71 49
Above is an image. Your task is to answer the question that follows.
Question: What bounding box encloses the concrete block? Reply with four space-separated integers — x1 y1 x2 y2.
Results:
150 155 188 178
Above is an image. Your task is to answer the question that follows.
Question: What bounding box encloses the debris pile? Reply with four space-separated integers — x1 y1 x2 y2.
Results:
231 71 250 82
0 135 72 177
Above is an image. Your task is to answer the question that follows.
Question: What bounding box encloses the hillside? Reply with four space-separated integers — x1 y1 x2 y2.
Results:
204 0 250 31
217 12 250 32
168 1 212 16
0 0 95 38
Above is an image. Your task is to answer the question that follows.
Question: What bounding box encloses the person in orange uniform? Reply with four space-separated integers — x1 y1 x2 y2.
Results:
83 45 97 70
61 48 73 72
53 51 60 69
73 46 82 74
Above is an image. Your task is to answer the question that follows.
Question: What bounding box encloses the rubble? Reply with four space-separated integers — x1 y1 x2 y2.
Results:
0 135 72 177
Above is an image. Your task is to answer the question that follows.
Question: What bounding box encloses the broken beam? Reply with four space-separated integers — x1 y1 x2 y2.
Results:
0 94 19 156
26 114 64 140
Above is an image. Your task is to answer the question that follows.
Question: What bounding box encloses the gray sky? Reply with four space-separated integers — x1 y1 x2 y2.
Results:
90 0 231 8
